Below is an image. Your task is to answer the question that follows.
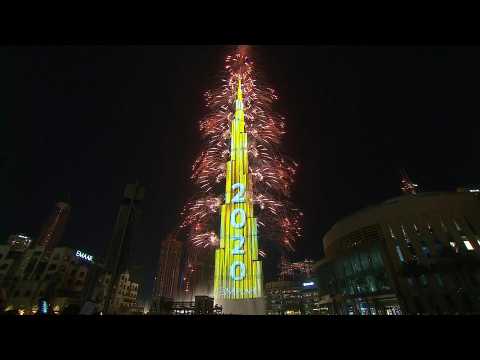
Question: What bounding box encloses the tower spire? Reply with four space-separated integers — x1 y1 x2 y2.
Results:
214 67 263 307
237 78 243 101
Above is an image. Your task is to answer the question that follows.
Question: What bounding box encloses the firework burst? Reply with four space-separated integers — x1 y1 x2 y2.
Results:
180 47 302 253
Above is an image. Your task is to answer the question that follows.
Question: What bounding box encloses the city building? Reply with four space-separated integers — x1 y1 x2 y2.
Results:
265 280 303 315
265 279 323 315
0 243 90 314
94 270 140 315
213 78 264 315
315 191 480 315
149 296 174 314
103 182 144 313
153 233 182 300
8 234 33 251
36 202 70 250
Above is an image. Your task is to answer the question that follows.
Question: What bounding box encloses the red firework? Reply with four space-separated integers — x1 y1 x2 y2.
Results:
180 47 302 252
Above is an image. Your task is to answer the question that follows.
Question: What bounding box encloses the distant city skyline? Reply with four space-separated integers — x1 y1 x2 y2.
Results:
1 46 479 302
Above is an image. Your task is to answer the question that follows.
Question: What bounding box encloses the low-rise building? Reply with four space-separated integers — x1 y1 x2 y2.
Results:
0 243 90 314
315 192 480 315
93 270 140 314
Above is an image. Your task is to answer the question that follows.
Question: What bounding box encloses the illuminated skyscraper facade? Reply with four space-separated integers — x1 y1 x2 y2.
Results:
37 202 70 250
213 79 264 310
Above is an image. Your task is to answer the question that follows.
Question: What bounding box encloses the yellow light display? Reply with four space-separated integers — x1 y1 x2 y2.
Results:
214 78 263 300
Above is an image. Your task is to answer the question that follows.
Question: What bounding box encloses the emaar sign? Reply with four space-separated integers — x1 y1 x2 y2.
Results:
75 250 93 263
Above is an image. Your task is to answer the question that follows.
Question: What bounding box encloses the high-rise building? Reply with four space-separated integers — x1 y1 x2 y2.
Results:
36 202 70 250
153 234 182 300
103 182 144 313
213 78 264 314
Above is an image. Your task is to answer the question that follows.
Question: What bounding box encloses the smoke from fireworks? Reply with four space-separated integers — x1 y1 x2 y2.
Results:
180 47 302 253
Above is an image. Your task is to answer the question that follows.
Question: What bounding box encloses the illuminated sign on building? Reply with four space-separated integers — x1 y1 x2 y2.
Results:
303 282 315 287
75 250 94 263
214 79 263 300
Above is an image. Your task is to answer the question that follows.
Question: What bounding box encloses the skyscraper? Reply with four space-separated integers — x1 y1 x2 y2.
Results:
213 79 264 314
103 182 144 313
36 202 70 250
153 234 182 300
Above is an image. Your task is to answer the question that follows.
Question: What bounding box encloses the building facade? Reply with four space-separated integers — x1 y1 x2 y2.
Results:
94 270 140 314
8 234 33 251
315 192 480 315
153 234 183 300
103 183 144 313
265 280 323 315
0 243 89 314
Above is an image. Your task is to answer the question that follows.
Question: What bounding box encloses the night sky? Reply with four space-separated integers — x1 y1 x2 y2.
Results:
1 46 478 301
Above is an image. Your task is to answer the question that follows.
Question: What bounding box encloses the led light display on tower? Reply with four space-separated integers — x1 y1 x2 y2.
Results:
178 48 303 310
214 79 263 300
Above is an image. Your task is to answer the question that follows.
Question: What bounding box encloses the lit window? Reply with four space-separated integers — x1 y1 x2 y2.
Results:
420 240 431 258
413 224 420 234
427 223 434 235
453 220 462 232
388 226 395 238
464 241 474 251
395 245 405 262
